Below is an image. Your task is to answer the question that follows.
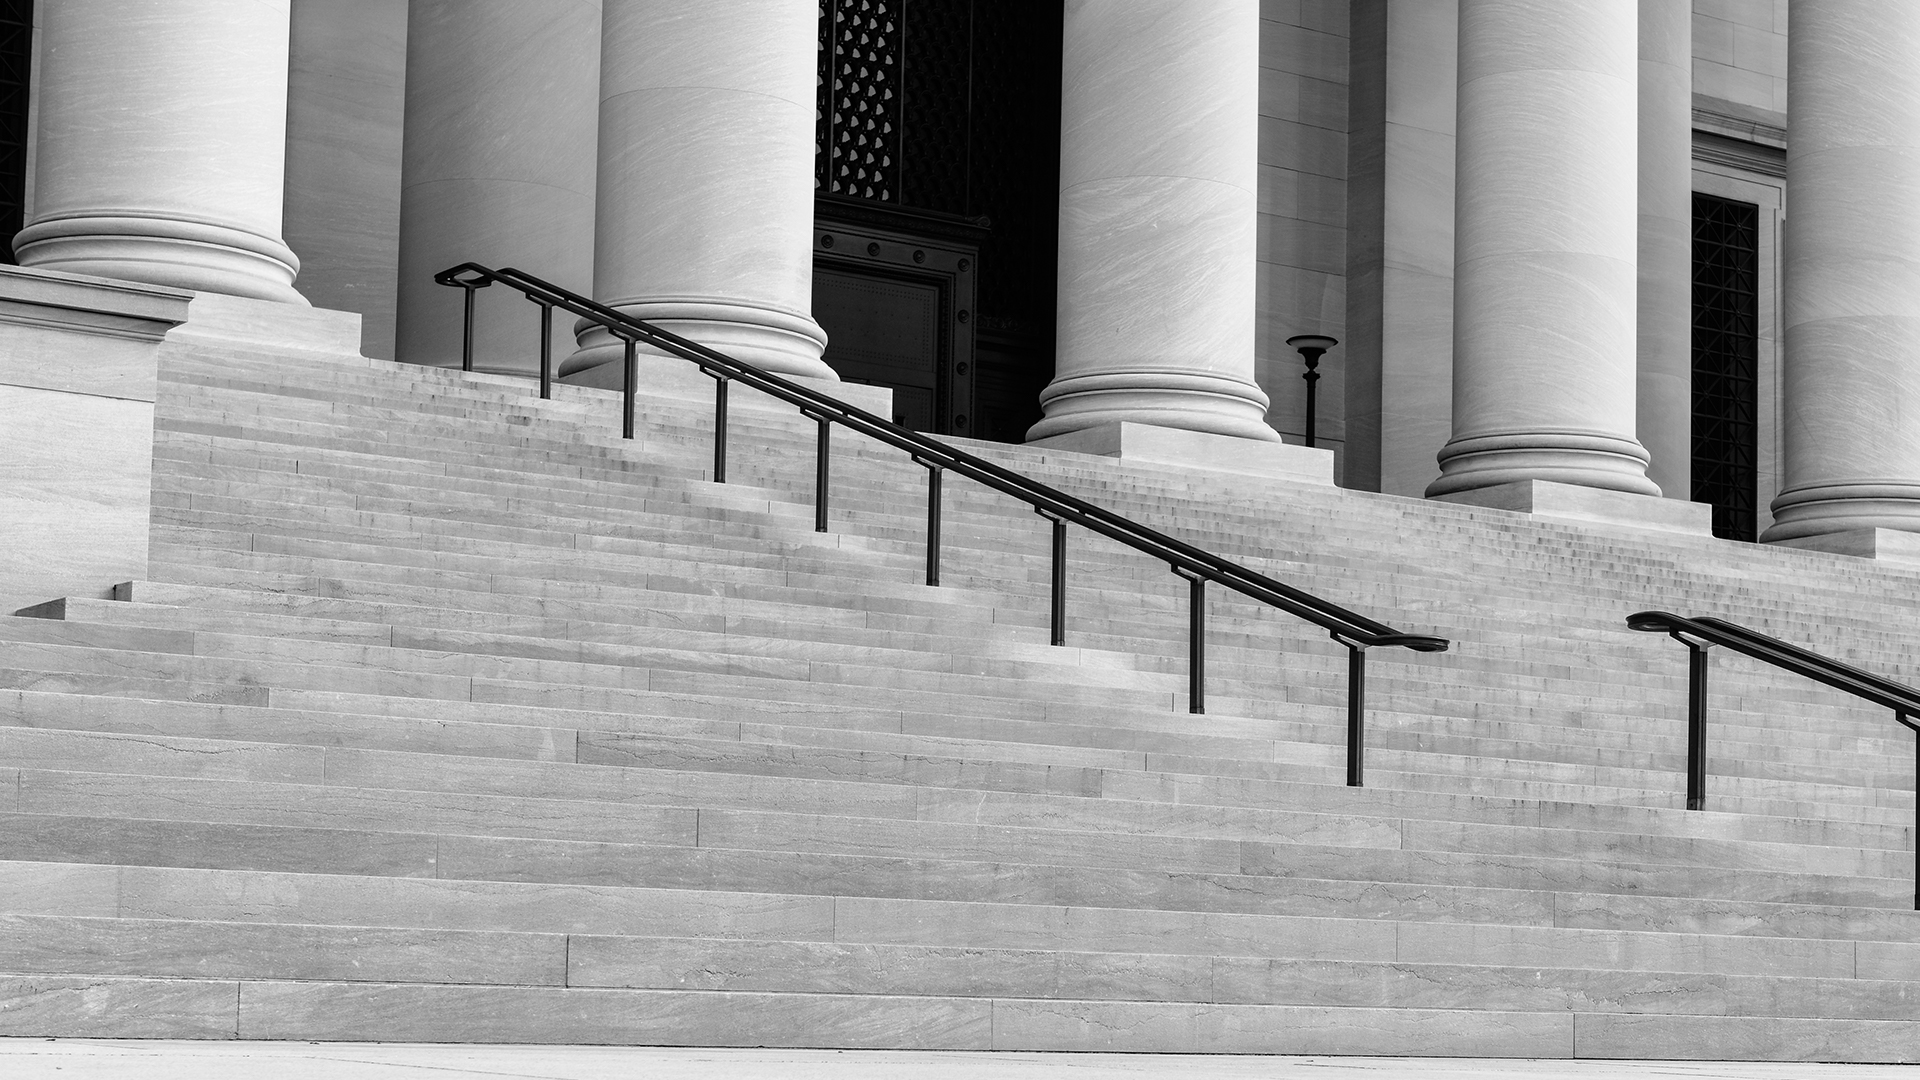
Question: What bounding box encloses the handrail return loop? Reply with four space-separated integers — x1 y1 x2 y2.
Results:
1629 610 1920 909
437 262 1451 785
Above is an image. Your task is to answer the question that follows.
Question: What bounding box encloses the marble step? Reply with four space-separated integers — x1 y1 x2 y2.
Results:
26 588 1904 799
0 621 1195 720
153 399 1904 618
14 783 1898 912
0 903 1912 1029
7 719 1906 883
17 854 1903 962
9 968 1920 1059
17 599 1904 815
7 611 1889 810
0 805 1906 978
139 407 1920 595
4 680 1902 848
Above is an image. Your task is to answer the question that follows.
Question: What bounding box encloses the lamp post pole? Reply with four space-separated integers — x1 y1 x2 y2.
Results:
1286 334 1338 448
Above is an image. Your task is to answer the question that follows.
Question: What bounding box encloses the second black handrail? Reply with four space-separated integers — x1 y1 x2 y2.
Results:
1629 610 1920 909
437 262 1451 785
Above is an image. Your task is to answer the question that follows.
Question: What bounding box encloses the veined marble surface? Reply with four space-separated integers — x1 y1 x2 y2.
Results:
1035 0 1273 443
394 0 601 375
1767 1 1920 540
1432 0 1656 498
572 0 830 381
18 0 304 304
285 0 407 361
1344 0 1458 497
1636 0 1694 502
0 1043 1912 1079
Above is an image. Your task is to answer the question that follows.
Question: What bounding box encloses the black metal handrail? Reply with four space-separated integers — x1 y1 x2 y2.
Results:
1629 610 1920 908
437 262 1450 785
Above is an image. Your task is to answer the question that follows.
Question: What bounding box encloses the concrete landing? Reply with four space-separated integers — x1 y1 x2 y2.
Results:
2 1043 1916 1079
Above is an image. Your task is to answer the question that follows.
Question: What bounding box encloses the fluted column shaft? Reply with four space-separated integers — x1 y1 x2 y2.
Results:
1764 1 1920 540
16 0 305 304
1638 0 1692 501
1428 0 1657 497
395 0 601 374
564 0 831 381
1028 0 1275 443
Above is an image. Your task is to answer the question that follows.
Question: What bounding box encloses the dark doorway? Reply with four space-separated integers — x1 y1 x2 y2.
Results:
813 0 1061 440
1690 192 1761 543
0 1 30 264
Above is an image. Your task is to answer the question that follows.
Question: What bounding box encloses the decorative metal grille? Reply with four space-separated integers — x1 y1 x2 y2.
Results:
1691 193 1761 542
817 0 901 202
897 0 971 214
0 1 31 264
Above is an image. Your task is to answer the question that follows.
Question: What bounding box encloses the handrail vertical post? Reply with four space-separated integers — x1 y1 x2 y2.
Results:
460 283 479 373
1178 569 1205 714
621 335 638 440
813 414 831 532
919 461 943 586
708 373 729 483
1042 511 1066 646
1681 636 1712 810
1907 711 1917 911
1345 641 1368 786
537 302 553 399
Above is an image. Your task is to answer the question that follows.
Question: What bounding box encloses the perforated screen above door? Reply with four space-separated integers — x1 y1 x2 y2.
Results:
1691 192 1761 543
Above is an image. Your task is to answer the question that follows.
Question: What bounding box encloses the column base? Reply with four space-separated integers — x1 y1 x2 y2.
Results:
1760 483 1920 542
1028 421 1333 485
1770 527 1920 568
1426 431 1661 498
15 216 307 306
1432 479 1712 535
560 300 834 383
1026 369 1280 444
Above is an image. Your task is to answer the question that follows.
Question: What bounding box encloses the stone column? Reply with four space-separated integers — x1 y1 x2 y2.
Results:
1427 0 1658 497
1763 2 1920 541
393 0 601 375
1638 0 1692 501
15 0 305 304
1027 0 1275 443
564 0 832 382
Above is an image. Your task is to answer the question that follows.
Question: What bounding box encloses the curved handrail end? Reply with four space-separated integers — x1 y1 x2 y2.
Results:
1378 634 1451 653
434 263 496 288
1626 610 1684 634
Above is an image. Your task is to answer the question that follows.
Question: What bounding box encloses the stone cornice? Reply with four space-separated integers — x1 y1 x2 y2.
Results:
1692 97 1787 149
1692 96 1787 179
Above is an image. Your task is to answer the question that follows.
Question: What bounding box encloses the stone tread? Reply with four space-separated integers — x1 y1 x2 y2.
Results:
4 341 1918 1058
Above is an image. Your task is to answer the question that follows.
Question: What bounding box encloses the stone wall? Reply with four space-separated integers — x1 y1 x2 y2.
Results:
1255 0 1350 467
282 0 408 361
1694 0 1786 119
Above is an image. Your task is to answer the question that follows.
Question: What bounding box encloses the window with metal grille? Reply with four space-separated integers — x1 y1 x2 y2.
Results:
817 0 901 201
1691 192 1761 542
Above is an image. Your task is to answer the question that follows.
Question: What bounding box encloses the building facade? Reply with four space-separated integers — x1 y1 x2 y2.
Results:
5 0 1917 568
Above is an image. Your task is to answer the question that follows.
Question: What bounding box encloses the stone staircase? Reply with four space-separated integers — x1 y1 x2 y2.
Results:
0 321 1915 1061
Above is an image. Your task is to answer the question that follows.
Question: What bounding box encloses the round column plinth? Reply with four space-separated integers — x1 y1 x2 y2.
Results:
1029 0 1275 444
1427 0 1656 499
568 0 832 383
1762 1 1920 542
19 0 306 304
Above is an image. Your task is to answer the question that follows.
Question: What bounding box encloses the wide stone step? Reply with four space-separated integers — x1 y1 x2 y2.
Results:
7 720 1906 884
5 680 1897 850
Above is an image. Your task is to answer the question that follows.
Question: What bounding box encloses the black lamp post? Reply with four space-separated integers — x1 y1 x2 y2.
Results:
1285 334 1338 448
